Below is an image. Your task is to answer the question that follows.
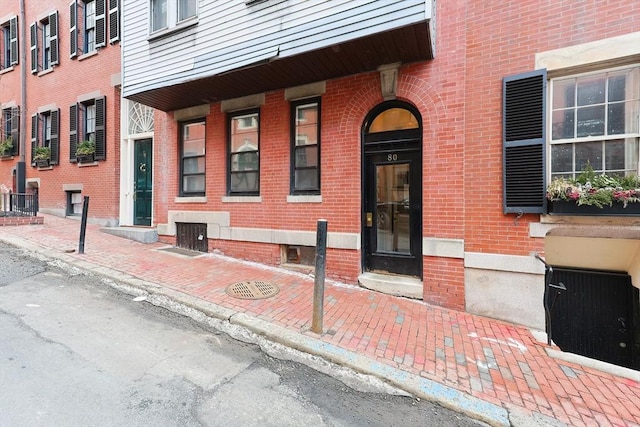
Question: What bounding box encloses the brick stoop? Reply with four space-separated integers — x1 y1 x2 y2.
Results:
0 215 44 226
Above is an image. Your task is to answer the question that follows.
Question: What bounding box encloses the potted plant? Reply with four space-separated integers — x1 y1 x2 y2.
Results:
33 146 51 168
0 137 13 157
75 140 96 163
546 164 640 215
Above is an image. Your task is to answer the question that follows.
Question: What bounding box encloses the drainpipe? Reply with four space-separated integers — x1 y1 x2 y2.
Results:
16 0 27 193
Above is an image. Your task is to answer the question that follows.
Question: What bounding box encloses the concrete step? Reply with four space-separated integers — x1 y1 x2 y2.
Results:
100 226 158 244
358 272 422 299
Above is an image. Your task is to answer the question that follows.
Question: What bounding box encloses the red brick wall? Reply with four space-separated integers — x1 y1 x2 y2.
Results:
0 1 21 192
0 0 121 222
463 0 639 257
151 0 638 310
423 257 465 309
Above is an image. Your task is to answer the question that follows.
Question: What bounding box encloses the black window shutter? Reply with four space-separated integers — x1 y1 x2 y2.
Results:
50 11 59 65
9 16 18 65
69 0 78 58
50 109 60 165
95 96 106 160
31 114 38 165
503 69 547 214
29 22 38 73
69 104 78 162
108 0 119 44
96 0 106 47
10 107 19 155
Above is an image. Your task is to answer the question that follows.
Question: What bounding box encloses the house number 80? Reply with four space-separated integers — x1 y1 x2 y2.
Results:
387 154 398 161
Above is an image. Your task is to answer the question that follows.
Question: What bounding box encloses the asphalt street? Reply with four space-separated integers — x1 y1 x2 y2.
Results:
0 242 482 426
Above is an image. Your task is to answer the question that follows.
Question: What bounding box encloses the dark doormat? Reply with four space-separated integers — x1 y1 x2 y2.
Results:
157 247 204 257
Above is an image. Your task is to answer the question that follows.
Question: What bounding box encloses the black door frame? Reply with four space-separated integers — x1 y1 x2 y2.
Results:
361 101 423 278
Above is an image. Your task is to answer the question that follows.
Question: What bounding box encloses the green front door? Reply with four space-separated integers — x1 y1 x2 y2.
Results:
134 139 152 226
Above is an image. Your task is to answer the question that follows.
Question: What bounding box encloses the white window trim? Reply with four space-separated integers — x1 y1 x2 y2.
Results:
148 0 198 39
546 64 640 179
536 33 640 180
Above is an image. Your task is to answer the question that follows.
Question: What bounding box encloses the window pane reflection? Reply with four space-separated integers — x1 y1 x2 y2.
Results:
376 163 410 254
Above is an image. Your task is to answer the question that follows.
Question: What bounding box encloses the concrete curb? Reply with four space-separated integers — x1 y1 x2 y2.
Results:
0 234 511 426
231 313 510 427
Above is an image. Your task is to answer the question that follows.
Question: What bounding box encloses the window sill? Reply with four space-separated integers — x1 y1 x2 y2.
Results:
148 18 198 42
37 68 54 77
78 50 98 61
175 196 207 203
538 214 640 229
0 66 15 75
287 195 322 203
0 155 15 161
222 196 262 203
77 161 98 167
36 165 53 171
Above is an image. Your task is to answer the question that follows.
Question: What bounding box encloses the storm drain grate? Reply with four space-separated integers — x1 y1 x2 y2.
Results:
226 281 280 300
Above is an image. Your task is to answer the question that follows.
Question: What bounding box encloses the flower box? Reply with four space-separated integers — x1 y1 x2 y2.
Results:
548 200 640 216
76 153 95 164
546 165 640 217
35 158 50 168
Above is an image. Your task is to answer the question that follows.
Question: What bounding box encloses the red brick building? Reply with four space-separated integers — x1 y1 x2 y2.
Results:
4 0 636 368
0 0 121 225
121 2 639 363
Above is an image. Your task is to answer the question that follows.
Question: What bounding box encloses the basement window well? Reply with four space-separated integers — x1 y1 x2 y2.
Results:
66 190 83 216
283 245 315 266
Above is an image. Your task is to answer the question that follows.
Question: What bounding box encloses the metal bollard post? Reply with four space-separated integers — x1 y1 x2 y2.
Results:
78 196 89 254
311 219 328 334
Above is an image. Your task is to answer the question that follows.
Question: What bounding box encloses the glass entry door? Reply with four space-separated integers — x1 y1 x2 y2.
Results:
362 102 422 278
364 151 421 277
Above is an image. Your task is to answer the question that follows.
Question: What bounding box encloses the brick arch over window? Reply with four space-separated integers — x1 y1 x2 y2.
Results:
336 73 446 140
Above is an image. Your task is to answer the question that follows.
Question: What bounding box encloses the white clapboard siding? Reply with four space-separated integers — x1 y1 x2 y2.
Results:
122 0 432 99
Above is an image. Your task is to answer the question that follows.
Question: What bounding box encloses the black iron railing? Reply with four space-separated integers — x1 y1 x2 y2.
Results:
0 192 39 217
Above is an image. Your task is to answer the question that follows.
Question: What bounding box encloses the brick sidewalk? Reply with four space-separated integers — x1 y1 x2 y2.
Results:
1 214 639 426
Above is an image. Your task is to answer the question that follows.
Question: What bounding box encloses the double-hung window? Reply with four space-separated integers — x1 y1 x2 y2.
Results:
228 110 259 195
180 120 206 196
30 12 59 73
0 16 18 70
150 0 197 33
85 103 96 141
150 0 167 31
1 107 19 156
85 0 96 53
291 98 320 194
31 109 60 165
178 0 197 21
503 65 640 213
69 97 106 162
550 66 640 179
69 0 107 58
43 21 51 69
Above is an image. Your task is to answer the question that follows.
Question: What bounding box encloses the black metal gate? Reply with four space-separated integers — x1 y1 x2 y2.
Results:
176 222 208 253
547 267 639 371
